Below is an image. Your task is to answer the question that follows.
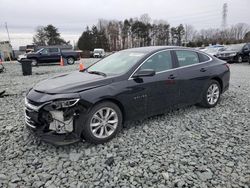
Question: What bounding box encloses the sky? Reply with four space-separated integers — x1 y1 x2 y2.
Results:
0 0 249 49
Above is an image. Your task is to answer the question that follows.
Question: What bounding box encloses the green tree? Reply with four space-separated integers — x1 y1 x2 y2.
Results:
77 27 93 51
170 27 177 45
176 24 185 46
77 26 109 51
33 24 68 46
121 19 130 49
33 26 47 46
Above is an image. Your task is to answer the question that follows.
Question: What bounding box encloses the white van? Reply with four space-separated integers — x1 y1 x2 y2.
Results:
93 48 105 58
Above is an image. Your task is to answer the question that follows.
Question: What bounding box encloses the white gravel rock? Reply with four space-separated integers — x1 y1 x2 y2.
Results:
0 61 249 187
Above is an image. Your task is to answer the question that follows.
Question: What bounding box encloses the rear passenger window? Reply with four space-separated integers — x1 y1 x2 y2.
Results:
175 50 199 67
140 51 172 72
198 53 210 62
49 48 59 53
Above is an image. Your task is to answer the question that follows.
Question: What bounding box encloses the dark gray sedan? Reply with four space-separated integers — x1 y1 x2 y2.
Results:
25 46 230 144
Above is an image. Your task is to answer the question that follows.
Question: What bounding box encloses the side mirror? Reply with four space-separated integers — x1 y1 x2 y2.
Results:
132 69 155 78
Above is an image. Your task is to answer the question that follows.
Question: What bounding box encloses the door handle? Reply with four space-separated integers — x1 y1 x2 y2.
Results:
200 68 207 72
168 74 176 79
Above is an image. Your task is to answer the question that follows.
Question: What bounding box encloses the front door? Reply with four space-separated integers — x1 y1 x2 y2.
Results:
39 48 50 62
131 50 180 116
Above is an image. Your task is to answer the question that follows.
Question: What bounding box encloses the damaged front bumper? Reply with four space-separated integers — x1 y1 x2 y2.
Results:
24 97 85 145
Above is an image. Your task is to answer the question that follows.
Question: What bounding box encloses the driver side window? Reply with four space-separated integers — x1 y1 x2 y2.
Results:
41 49 49 54
140 51 173 73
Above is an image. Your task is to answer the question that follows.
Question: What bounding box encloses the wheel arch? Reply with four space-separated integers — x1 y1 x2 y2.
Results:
211 77 223 91
66 56 76 60
29 57 38 61
93 98 126 124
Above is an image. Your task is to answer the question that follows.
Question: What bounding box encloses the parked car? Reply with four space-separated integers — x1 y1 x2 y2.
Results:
216 43 250 63
249 53 250 64
205 46 225 57
24 46 230 145
93 48 105 58
18 47 80 66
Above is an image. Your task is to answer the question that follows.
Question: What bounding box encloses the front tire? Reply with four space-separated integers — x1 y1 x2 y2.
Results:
31 59 38 66
237 55 243 63
81 102 122 144
199 80 221 108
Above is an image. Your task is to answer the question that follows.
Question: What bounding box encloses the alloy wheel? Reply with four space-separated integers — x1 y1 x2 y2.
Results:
207 84 220 105
67 57 74 65
238 56 242 63
90 107 118 139
31 59 38 66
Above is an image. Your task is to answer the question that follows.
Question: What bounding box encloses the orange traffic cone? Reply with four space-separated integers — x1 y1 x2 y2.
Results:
79 63 85 72
60 56 64 66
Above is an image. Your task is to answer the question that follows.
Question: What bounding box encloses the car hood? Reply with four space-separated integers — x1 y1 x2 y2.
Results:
26 52 37 56
34 71 114 94
218 50 237 54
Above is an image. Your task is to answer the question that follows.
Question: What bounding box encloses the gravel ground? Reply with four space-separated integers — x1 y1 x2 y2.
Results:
0 61 249 188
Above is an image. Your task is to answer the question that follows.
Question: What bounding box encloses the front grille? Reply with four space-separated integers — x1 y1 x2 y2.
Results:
24 98 44 128
25 109 36 128
221 53 229 57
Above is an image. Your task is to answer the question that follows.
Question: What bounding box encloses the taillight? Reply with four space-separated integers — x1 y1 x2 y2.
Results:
225 63 230 69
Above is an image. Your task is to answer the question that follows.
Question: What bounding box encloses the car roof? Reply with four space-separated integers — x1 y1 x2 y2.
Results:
122 46 189 53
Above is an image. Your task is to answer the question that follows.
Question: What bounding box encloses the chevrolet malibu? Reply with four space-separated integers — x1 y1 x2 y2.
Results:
25 46 230 145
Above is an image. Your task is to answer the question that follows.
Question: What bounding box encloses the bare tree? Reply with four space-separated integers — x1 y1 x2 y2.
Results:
140 13 151 24
184 24 197 43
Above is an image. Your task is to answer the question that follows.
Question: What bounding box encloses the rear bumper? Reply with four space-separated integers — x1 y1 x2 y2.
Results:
221 69 230 94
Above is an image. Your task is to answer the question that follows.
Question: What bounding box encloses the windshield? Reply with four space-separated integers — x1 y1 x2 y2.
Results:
206 48 218 53
87 51 145 75
225 44 244 51
94 50 103 53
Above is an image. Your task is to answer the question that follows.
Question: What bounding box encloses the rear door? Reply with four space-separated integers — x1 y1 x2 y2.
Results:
173 50 212 105
48 48 61 62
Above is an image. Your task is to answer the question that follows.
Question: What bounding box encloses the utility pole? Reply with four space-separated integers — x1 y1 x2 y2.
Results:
222 3 228 29
4 22 12 62
5 22 11 43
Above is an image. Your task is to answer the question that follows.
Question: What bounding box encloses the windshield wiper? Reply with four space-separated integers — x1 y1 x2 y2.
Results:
87 70 107 77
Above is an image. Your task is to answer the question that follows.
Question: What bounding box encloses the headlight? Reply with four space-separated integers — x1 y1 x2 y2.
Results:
50 99 80 110
229 53 236 56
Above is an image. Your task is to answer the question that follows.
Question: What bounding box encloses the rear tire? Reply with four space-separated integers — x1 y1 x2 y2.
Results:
81 101 122 144
199 80 221 108
67 57 75 65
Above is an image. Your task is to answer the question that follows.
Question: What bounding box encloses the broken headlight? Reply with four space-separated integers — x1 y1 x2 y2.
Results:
50 99 80 110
